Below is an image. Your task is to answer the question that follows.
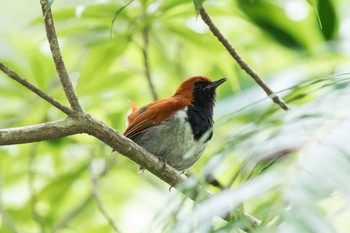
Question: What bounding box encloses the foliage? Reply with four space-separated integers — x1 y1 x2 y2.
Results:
1 0 350 233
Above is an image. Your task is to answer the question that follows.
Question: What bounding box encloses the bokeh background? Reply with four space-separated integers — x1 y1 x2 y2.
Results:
1 0 350 232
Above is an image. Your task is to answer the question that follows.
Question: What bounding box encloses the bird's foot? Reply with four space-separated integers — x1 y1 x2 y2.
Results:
157 157 168 175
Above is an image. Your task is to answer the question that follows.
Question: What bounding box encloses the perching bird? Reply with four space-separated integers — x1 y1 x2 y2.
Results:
124 76 226 171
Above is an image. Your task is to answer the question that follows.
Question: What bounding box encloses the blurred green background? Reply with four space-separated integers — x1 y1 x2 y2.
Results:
1 0 350 232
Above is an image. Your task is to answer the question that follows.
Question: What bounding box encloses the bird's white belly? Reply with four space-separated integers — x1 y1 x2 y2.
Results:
133 109 207 170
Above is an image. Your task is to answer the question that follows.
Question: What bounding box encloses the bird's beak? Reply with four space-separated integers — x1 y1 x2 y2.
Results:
204 77 227 90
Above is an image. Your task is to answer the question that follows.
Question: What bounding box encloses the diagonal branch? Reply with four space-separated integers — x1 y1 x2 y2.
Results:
82 114 261 231
82 114 185 187
198 6 290 111
52 194 93 233
0 209 20 233
0 118 83 145
40 0 83 112
0 111 261 231
0 63 74 115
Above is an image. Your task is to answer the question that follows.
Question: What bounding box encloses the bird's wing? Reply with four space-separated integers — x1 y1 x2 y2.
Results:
123 97 190 139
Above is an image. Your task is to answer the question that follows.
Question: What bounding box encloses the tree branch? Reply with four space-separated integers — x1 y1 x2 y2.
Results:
198 6 290 111
0 63 74 115
0 118 83 145
40 0 83 112
81 114 261 230
0 109 261 231
82 114 185 187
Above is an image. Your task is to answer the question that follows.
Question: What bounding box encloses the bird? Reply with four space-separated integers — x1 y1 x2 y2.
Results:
123 76 226 171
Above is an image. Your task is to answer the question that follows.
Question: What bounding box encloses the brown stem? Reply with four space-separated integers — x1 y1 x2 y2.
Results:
199 7 290 111
40 0 83 112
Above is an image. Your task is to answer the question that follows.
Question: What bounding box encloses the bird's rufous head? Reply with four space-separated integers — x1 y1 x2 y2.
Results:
173 76 226 103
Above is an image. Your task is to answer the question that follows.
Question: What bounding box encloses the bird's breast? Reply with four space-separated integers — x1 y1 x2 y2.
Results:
130 108 209 170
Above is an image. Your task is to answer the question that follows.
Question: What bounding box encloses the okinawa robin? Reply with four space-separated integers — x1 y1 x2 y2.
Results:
124 76 226 171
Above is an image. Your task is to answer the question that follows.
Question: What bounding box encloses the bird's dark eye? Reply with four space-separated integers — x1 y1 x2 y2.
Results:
193 82 202 89
194 82 208 90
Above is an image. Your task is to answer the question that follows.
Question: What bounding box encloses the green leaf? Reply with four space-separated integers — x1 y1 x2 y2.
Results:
305 0 322 29
317 0 338 40
237 0 307 49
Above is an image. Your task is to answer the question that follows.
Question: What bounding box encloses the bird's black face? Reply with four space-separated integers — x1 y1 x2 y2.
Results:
193 81 216 109
192 78 226 109
193 81 216 102
187 78 226 141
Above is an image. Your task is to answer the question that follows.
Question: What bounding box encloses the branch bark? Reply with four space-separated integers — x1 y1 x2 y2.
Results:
82 113 185 187
40 0 83 112
0 118 83 145
0 112 184 187
198 6 290 111
0 112 261 231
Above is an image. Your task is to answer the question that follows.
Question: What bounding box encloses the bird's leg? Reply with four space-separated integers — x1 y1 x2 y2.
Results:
169 170 186 192
157 156 168 175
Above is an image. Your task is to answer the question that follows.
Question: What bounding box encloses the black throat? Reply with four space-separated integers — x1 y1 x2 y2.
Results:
186 84 216 141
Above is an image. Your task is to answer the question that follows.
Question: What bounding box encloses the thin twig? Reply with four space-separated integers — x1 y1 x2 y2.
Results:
40 0 83 112
52 157 116 232
52 194 93 233
0 63 74 115
0 210 21 233
89 160 121 233
142 26 158 101
198 7 290 111
28 145 45 233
